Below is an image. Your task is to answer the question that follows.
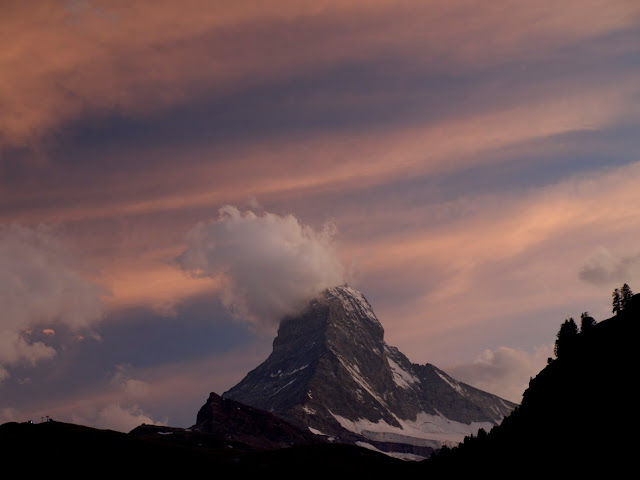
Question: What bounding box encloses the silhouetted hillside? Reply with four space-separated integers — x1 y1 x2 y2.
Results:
423 293 640 475
0 418 412 476
0 420 223 475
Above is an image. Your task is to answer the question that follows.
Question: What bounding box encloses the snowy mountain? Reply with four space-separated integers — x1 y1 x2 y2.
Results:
216 285 516 459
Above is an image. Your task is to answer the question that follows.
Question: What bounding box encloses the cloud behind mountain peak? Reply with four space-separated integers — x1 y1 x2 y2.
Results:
178 206 345 331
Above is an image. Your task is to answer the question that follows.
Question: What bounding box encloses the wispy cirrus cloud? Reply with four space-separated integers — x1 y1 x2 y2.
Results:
3 0 638 147
342 161 640 366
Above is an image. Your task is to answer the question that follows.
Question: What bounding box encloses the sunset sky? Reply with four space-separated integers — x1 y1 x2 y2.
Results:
2 0 640 432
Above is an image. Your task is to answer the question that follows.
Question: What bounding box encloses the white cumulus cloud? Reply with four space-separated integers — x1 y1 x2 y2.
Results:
178 206 345 331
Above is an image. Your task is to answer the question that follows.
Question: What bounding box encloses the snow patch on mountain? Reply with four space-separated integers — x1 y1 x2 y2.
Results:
270 379 297 397
435 369 467 396
330 410 495 447
491 399 516 420
387 357 420 389
269 364 309 378
302 405 316 415
355 441 427 461
336 354 386 407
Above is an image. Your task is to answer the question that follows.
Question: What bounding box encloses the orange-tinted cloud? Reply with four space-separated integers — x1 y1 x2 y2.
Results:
2 0 638 147
102 258 222 315
0 224 104 375
3 74 637 229
341 161 640 364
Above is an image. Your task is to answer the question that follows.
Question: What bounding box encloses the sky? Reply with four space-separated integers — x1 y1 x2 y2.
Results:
1 0 640 432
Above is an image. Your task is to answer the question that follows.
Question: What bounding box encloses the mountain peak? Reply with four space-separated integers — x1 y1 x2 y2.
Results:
219 285 516 459
323 284 382 329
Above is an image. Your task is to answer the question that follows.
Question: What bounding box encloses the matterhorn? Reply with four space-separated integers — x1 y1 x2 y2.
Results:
198 285 516 459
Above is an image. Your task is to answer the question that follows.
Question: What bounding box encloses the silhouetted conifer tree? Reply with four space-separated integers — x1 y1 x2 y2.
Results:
612 288 622 315
554 318 578 357
580 312 596 332
621 283 633 310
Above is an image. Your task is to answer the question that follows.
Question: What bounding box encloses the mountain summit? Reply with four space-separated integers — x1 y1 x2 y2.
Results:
215 285 516 458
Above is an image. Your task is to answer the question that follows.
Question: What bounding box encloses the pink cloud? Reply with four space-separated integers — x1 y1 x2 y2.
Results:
2 0 637 147
0 225 104 375
446 345 554 403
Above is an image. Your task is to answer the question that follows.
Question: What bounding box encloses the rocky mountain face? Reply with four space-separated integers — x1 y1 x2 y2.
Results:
192 392 321 450
219 285 516 458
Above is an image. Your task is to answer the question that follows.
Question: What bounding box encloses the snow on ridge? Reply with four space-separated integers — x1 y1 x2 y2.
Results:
269 364 309 378
387 357 420 389
330 410 495 447
269 378 297 397
500 398 517 410
335 353 387 408
309 427 336 442
326 284 381 327
489 399 516 423
435 369 466 396
356 441 382 452
311 430 335 442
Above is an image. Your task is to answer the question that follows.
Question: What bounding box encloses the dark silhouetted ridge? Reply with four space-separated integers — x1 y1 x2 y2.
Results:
423 293 640 475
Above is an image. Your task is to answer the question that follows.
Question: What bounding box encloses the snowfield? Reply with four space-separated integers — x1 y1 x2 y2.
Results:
330 410 495 448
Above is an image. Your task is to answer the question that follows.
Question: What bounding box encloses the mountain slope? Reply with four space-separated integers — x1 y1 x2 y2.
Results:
423 293 640 474
217 284 516 458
